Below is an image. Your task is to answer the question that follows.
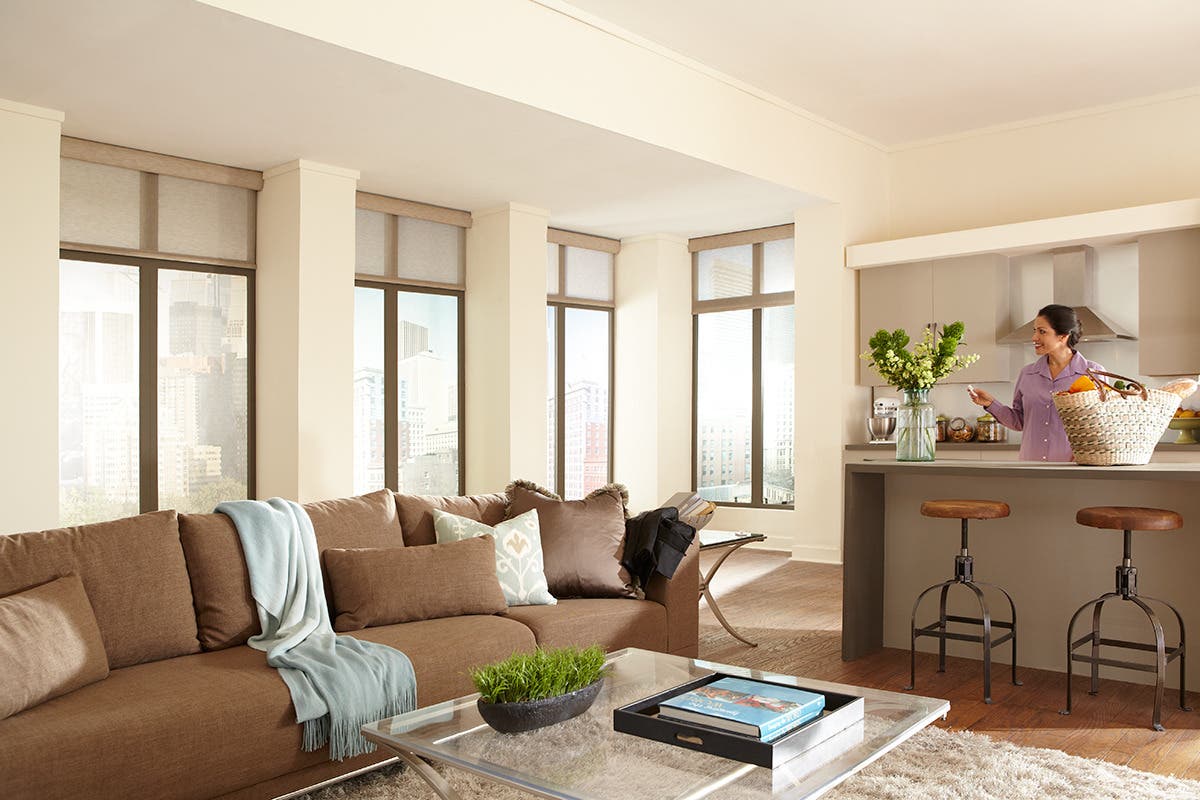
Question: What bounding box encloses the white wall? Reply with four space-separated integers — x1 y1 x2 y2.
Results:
0 99 62 533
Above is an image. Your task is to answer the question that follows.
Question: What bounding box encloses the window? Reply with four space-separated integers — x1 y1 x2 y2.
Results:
354 199 466 495
692 229 794 507
58 148 257 525
59 254 253 523
547 235 616 499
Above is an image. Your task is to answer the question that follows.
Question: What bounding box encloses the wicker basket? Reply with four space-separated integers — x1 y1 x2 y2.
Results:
1053 370 1180 465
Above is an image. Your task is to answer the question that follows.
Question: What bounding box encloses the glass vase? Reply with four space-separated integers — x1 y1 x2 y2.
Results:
896 388 936 462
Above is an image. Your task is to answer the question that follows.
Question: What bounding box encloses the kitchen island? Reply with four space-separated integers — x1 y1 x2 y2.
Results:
844 458 1200 688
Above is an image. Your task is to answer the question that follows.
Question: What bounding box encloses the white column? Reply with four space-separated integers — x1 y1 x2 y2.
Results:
0 99 63 533
792 203 847 562
464 203 549 493
613 234 692 513
256 160 358 502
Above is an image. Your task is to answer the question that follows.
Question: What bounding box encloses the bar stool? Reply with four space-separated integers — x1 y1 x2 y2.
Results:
905 499 1021 704
1061 506 1191 731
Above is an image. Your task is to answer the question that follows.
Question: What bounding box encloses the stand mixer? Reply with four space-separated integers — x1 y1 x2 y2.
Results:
867 397 899 443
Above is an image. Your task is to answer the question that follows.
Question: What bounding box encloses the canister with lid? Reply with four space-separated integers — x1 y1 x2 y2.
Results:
975 413 1007 443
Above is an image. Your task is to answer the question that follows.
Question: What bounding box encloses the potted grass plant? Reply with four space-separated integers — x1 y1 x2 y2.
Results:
471 645 608 733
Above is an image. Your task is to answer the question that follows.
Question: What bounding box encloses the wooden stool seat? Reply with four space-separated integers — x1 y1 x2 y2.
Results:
1076 506 1183 531
920 499 1010 520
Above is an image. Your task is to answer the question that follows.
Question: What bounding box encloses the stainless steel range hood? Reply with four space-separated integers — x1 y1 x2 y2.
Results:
998 246 1136 344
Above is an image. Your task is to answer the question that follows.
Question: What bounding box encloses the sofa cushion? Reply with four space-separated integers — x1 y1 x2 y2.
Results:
178 489 403 650
351 615 539 706
505 483 635 599
433 508 557 607
0 574 109 720
501 598 667 652
395 491 507 547
325 537 506 631
0 510 199 669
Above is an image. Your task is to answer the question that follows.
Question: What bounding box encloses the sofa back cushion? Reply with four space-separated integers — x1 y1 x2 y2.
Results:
0 574 110 719
0 510 199 669
178 489 403 650
325 536 506 631
394 492 507 547
505 483 634 599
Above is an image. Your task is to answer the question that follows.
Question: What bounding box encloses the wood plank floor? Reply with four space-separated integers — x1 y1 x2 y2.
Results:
696 548 1200 779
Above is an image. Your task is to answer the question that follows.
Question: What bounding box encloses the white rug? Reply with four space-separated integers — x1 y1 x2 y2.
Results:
304 724 1200 800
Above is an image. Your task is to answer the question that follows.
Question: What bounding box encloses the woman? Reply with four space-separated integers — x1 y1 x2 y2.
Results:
968 304 1103 462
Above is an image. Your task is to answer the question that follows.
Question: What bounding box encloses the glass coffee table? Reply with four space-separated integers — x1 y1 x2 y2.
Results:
361 648 948 799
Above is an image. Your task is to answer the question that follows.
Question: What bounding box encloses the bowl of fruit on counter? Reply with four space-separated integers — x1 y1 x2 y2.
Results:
1169 407 1200 444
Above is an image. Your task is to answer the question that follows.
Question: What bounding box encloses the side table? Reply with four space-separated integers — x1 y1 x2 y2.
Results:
699 529 767 647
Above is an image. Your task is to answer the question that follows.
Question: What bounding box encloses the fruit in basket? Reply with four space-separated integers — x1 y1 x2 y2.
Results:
1160 378 1199 399
1067 375 1097 393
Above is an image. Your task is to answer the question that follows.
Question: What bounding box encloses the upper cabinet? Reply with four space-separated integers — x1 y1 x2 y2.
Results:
1139 228 1200 377
858 254 1010 386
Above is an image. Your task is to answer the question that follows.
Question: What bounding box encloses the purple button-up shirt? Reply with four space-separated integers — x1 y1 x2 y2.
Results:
986 351 1104 462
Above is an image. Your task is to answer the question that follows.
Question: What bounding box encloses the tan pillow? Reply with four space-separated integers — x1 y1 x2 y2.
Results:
0 574 109 720
504 481 634 599
325 537 506 631
393 492 507 547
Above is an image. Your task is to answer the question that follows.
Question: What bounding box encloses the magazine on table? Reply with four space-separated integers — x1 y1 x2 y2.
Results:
657 677 825 741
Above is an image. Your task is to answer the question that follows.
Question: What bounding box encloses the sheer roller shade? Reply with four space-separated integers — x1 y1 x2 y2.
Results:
356 209 388 277
60 157 255 265
564 246 613 303
395 216 462 285
354 194 468 289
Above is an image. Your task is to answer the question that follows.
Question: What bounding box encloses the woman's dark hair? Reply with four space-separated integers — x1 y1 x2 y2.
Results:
1037 304 1081 350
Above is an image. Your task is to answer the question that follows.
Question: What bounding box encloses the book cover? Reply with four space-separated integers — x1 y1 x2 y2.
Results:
658 677 825 740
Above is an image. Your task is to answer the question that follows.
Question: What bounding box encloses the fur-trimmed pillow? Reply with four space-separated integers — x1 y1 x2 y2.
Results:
504 480 634 599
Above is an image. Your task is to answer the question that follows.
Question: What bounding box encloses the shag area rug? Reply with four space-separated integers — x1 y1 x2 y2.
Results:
304 723 1200 800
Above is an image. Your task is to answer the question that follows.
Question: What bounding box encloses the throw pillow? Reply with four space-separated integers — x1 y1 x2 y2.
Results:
324 537 506 632
504 481 635 599
433 508 557 607
0 574 109 720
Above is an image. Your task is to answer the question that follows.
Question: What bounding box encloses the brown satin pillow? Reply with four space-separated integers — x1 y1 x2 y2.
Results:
504 483 634 599
324 537 507 631
0 574 110 720
394 492 507 547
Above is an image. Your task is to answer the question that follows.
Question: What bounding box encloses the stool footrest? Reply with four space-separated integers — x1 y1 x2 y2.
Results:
1070 651 1181 673
1069 635 1182 662
915 622 1014 648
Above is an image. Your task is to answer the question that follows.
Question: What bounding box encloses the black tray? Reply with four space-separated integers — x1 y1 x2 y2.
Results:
613 673 865 769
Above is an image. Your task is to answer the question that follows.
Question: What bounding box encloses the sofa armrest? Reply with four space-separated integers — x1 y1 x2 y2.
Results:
643 536 700 657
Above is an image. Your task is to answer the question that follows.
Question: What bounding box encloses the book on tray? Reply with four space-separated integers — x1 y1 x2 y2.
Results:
657 677 825 741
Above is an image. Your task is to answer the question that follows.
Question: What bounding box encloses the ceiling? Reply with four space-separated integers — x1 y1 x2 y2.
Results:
563 0 1200 146
0 0 817 239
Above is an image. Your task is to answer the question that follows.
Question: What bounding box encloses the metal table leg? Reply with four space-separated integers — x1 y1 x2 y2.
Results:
385 746 462 800
700 540 759 647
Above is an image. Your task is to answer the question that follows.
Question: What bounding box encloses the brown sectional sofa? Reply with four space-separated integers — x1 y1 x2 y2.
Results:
0 489 699 800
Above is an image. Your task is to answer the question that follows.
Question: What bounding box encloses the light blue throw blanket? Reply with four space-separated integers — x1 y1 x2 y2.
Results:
217 498 417 761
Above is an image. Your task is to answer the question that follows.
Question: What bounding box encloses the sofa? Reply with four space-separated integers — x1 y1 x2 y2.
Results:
0 488 699 800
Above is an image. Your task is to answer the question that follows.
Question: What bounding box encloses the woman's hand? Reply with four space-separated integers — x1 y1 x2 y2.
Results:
967 385 994 407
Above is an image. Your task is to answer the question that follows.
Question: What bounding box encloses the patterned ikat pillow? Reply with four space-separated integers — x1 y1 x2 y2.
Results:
432 508 557 607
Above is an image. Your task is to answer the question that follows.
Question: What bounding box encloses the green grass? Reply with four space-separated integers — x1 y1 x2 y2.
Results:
470 645 607 704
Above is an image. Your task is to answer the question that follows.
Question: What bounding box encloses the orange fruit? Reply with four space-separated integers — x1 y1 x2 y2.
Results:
1068 375 1096 393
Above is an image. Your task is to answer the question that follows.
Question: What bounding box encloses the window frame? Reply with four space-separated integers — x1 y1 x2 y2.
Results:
545 237 617 499
690 231 795 510
60 248 257 513
355 278 466 496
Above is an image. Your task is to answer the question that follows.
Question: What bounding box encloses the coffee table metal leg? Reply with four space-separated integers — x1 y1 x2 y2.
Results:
700 541 758 647
387 746 462 800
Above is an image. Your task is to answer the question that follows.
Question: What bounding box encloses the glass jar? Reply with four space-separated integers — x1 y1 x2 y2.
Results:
896 388 936 461
975 413 1007 443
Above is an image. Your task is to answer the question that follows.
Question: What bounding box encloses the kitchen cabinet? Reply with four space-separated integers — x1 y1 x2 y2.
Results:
1138 228 1200 376
859 254 1010 385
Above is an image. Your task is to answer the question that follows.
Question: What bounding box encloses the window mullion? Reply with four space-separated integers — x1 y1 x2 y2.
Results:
384 288 399 492
751 307 764 506
139 265 158 512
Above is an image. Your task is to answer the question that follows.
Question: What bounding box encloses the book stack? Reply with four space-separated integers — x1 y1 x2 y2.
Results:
662 492 717 530
657 677 825 742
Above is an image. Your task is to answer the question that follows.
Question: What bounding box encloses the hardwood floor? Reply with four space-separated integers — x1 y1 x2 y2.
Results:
696 548 1200 779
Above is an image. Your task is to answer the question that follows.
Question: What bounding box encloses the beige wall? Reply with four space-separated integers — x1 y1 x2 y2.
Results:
889 92 1200 238
0 99 62 533
464 203 549 493
613 234 692 512
256 160 358 502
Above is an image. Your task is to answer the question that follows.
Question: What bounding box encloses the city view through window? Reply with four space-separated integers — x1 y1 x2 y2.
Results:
59 258 250 524
547 305 611 500
354 287 460 495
